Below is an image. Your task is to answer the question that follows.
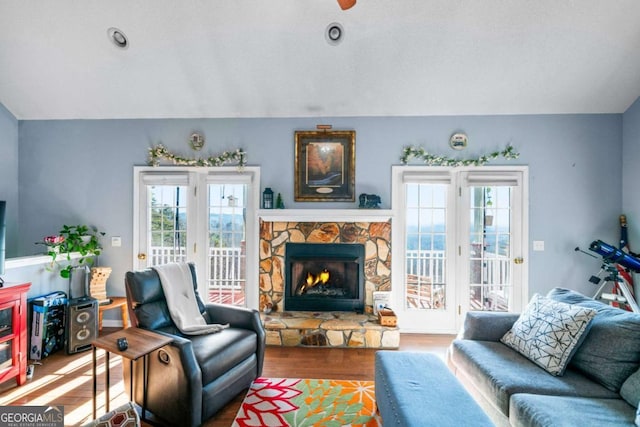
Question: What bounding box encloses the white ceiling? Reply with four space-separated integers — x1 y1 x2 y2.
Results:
1 1 640 120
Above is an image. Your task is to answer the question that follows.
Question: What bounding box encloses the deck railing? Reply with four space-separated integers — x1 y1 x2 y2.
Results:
150 246 245 289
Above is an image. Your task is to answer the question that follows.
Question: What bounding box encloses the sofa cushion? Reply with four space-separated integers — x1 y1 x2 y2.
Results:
548 287 640 391
449 339 618 416
500 294 596 375
621 367 640 408
190 327 257 385
509 394 636 427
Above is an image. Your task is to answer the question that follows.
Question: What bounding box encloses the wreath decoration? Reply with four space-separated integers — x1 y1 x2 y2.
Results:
148 144 247 167
400 144 519 166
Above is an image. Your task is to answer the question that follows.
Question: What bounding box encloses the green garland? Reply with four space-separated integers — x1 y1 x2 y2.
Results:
148 144 247 167
400 144 519 166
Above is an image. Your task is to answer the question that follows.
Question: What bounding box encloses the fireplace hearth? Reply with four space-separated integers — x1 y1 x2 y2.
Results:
285 243 365 312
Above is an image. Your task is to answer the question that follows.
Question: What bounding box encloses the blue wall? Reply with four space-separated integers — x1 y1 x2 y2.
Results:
623 97 640 296
2 114 622 302
0 103 19 258
623 97 640 254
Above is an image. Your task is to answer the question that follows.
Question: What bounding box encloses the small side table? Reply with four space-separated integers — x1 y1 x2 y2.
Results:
92 327 173 420
97 297 128 330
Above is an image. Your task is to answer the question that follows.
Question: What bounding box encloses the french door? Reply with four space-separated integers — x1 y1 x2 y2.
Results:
392 166 528 333
133 167 260 309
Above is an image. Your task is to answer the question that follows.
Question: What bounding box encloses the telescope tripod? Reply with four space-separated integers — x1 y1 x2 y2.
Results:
591 264 639 313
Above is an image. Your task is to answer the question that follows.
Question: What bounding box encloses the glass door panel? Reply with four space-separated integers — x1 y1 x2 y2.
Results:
468 185 512 311
147 185 188 266
405 183 448 311
207 183 247 306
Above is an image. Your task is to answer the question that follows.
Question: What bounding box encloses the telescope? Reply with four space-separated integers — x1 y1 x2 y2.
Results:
588 240 640 273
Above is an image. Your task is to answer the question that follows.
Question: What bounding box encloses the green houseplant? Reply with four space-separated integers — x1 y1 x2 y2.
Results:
39 225 105 278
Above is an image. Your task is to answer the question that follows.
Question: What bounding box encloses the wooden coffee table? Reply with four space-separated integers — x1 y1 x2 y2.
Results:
92 327 173 420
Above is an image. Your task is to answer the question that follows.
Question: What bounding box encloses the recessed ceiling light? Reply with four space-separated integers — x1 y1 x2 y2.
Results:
325 23 344 46
107 27 129 49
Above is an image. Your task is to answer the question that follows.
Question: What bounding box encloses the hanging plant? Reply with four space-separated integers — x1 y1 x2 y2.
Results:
400 144 519 166
148 144 247 167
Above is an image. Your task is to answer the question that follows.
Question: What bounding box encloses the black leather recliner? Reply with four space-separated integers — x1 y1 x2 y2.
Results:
124 263 265 427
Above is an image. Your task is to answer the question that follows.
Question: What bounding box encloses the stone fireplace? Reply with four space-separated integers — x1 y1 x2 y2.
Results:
284 242 365 312
259 216 391 314
258 211 398 349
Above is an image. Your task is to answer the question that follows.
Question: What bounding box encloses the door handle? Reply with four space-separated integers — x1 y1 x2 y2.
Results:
137 253 147 260
514 257 524 264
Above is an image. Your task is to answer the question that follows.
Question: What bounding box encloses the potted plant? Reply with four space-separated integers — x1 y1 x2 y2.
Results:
37 225 105 278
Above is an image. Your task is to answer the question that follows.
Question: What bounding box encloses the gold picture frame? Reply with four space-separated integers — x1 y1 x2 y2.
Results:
294 130 355 202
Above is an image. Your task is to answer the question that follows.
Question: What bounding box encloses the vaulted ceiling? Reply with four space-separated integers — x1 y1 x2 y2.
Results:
1 1 640 120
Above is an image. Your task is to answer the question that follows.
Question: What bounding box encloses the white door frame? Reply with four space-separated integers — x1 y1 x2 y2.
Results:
133 166 260 310
391 165 529 333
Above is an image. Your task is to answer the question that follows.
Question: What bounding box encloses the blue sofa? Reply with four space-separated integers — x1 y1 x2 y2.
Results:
447 288 640 427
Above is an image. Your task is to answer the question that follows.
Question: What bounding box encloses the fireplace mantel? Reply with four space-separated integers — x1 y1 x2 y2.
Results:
258 209 393 223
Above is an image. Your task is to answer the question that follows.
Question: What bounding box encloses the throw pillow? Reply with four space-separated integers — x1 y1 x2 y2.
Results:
548 287 640 392
501 294 597 376
621 367 640 408
81 401 140 427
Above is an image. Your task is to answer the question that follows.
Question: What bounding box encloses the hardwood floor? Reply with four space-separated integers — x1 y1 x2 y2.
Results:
0 328 454 426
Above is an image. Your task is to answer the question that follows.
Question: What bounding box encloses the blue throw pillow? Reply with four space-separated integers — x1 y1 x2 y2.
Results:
501 294 596 376
548 287 640 392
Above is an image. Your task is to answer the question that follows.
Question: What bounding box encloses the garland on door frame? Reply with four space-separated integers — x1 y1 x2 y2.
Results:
148 144 247 167
400 144 519 166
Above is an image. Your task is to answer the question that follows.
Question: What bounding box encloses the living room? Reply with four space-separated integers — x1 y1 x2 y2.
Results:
1 1 640 426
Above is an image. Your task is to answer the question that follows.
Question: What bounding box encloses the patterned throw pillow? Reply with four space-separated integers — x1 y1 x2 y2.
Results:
501 294 597 376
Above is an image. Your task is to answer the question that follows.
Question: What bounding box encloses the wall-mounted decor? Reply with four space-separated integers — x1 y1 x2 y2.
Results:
400 144 519 166
294 130 355 202
189 133 205 151
449 132 468 150
148 144 246 167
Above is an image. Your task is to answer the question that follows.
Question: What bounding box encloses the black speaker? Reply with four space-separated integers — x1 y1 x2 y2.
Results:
66 297 98 354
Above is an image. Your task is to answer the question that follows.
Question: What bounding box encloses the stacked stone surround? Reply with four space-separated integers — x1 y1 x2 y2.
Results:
258 219 391 313
258 216 395 348
262 311 400 349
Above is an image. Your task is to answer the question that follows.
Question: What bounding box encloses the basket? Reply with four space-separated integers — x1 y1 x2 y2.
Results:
378 308 397 327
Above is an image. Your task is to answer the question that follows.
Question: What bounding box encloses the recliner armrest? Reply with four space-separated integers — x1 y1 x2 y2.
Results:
203 303 266 375
458 311 520 341
204 303 260 328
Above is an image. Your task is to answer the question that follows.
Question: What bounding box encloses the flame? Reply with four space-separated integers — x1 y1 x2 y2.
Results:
299 269 331 295
319 269 330 284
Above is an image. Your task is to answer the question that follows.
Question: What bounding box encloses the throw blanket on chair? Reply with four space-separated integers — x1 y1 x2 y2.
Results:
154 263 228 335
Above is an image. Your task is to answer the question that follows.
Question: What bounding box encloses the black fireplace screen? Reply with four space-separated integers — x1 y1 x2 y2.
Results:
285 243 365 312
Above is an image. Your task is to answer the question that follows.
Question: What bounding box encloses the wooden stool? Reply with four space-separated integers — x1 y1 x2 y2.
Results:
97 297 129 330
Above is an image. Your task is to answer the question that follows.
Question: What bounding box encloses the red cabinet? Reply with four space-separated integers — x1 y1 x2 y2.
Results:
0 283 30 386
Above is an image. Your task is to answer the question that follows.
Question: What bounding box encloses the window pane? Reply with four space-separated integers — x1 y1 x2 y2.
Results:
468 185 512 312
207 183 247 307
147 185 188 265
405 183 447 311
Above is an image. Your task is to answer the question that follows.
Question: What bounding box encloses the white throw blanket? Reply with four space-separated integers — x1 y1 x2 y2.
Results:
154 263 228 335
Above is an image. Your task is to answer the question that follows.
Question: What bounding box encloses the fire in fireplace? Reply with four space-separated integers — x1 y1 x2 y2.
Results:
285 242 365 312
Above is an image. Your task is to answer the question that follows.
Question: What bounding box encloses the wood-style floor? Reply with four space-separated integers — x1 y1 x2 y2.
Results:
0 328 454 426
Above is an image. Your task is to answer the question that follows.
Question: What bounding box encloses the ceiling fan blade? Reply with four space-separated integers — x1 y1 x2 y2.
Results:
337 0 356 10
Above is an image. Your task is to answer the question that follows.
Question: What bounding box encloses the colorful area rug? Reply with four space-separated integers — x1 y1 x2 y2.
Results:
232 377 381 427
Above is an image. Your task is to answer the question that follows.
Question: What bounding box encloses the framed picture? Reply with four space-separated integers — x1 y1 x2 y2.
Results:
294 130 355 202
